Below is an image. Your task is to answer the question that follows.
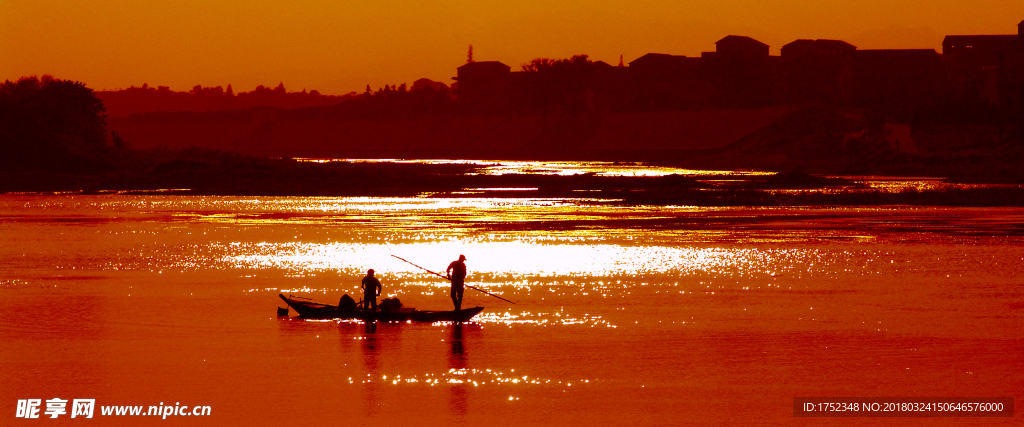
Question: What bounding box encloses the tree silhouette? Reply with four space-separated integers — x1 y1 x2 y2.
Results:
0 75 112 172
516 55 600 114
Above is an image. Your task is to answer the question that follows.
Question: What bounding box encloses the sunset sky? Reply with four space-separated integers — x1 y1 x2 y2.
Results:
2 0 1022 95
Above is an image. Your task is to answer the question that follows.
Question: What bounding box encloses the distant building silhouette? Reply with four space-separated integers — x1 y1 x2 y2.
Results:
998 21 1024 109
702 35 776 106
780 39 856 103
713 35 770 59
412 78 445 92
944 34 1016 104
781 39 856 58
628 53 707 109
840 49 945 111
629 53 692 80
943 35 1017 59
454 61 511 110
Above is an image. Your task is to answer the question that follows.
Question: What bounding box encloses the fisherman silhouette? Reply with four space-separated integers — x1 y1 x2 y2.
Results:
361 269 382 310
446 255 467 310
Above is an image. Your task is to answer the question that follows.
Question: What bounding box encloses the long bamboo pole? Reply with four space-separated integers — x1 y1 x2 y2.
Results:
391 255 515 304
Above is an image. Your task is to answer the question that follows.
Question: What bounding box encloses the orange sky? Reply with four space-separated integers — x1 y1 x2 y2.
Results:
2 0 1023 95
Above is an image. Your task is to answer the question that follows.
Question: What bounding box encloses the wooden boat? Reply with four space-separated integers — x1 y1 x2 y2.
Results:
279 294 484 322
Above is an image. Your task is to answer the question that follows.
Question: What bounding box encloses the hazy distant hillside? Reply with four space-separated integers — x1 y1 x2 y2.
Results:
108 106 793 160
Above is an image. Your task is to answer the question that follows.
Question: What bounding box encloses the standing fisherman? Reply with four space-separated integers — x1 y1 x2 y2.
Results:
446 255 467 310
361 269 382 310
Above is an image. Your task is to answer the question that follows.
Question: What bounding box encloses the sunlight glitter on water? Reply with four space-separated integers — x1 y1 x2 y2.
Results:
293 158 773 177
474 311 617 328
185 197 610 216
4 195 612 216
224 241 832 281
343 368 592 389
6 191 1024 427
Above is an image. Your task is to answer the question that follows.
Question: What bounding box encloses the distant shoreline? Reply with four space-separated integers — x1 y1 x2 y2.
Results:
103 105 1024 185
4 159 1024 207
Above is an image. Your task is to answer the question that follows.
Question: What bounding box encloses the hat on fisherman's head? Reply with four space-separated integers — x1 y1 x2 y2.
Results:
459 254 466 260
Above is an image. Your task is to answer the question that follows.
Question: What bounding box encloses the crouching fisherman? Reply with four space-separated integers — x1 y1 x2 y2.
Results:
361 269 383 310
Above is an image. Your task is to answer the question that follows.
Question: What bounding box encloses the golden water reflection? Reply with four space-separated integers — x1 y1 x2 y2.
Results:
475 311 616 328
224 241 831 284
293 158 771 177
343 368 591 388
5 194 1024 426
226 241 834 281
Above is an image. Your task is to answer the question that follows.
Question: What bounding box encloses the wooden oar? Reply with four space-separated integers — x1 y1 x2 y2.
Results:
391 255 515 304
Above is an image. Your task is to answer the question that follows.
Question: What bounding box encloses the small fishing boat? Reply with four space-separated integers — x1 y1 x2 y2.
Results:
278 294 484 322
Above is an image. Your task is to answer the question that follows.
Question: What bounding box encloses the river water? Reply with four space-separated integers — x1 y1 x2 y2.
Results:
1 193 1022 425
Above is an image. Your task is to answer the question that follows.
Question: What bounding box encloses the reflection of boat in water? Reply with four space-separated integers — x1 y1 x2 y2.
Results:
278 294 484 322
